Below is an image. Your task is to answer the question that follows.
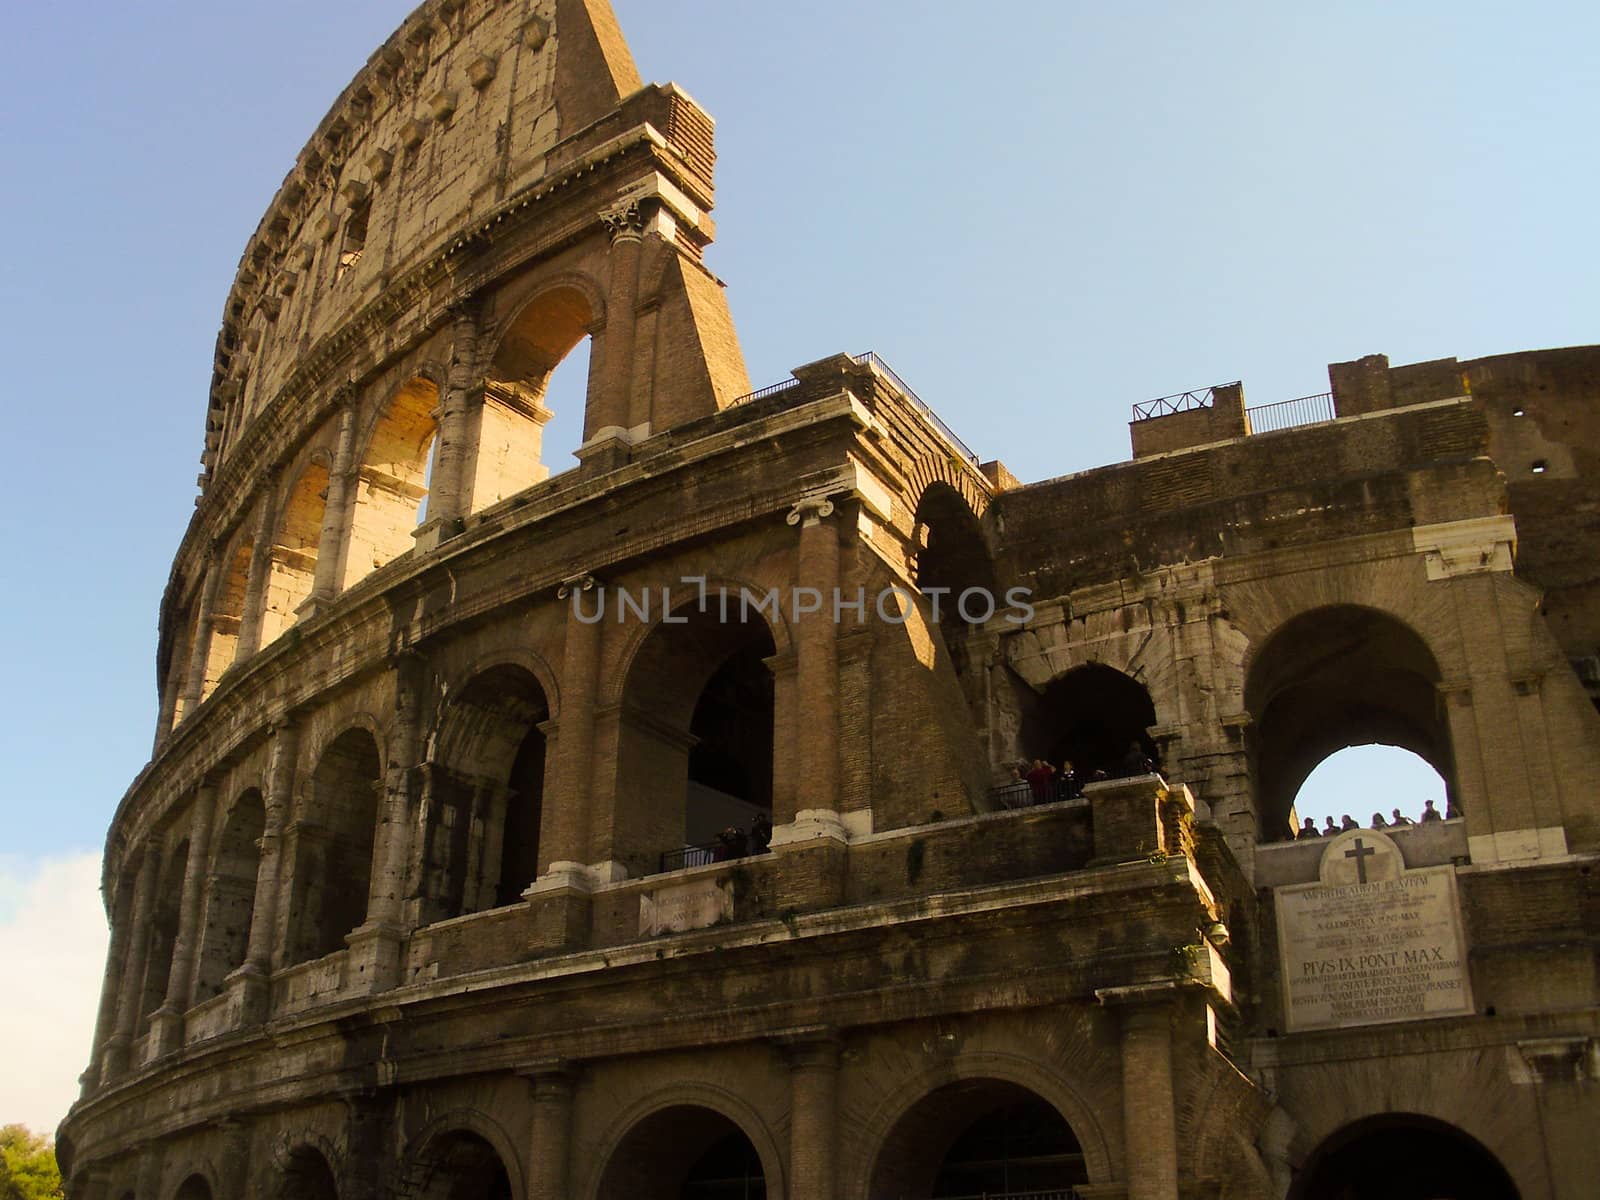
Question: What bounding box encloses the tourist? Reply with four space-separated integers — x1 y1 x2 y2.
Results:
1120 741 1153 777
1371 812 1388 828
748 811 772 855
1322 815 1338 836
1391 807 1413 826
1420 798 1443 823
1025 759 1056 805
1056 760 1079 800
1339 814 1357 831
1298 817 1321 839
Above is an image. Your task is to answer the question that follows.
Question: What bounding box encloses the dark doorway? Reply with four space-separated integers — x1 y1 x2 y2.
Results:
1290 1113 1519 1200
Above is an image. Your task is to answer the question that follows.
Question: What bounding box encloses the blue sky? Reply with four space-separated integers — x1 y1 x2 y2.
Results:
1 0 1594 1130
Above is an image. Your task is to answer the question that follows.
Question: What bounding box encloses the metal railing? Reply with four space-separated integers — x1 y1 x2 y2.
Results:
987 779 1084 810
659 842 719 872
852 351 981 466
1246 390 1336 433
1131 383 1237 422
728 376 802 406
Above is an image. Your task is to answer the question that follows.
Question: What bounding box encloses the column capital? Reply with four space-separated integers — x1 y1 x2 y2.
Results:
599 198 645 243
786 496 836 527
557 572 599 599
776 1030 842 1071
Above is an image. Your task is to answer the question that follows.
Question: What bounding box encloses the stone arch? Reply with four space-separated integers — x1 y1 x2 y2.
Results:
905 453 992 522
486 270 607 362
343 375 442 588
1288 1112 1520 1200
403 1109 524 1200
436 647 562 726
1022 662 1161 781
605 579 786 877
261 455 331 646
1243 604 1454 840
269 1142 340 1200
851 1050 1115 1198
135 836 191 1039
201 528 256 692
286 725 384 965
418 662 553 921
194 786 266 1000
584 1082 786 1200
169 1170 216 1200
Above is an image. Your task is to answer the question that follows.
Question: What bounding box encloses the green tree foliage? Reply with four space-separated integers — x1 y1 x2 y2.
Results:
0 1126 63 1200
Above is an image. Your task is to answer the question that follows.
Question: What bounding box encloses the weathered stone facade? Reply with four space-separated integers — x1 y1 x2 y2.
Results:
60 2 1600 1198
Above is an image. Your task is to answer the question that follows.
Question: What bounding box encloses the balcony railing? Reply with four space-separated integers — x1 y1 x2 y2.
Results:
1246 390 1336 433
1131 383 1237 422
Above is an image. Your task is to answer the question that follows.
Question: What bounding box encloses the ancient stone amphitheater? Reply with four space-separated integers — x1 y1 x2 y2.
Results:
61 2 1600 1199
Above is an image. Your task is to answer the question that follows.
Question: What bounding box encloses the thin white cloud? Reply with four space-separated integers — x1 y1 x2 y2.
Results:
0 852 108 1135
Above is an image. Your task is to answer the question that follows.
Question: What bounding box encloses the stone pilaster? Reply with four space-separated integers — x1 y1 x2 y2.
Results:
307 388 361 609
101 844 160 1080
151 781 219 1055
524 1065 576 1200
349 656 422 992
179 556 225 719
230 720 298 1021
1111 997 1180 1200
415 303 481 550
234 487 279 659
789 497 840 813
582 201 645 452
784 1035 840 1200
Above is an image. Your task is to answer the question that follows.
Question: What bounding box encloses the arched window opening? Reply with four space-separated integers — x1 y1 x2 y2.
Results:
288 729 382 965
411 1132 512 1200
1290 744 1451 838
1289 1113 1519 1200
423 665 550 923
870 1080 1089 1199
202 538 254 692
596 1106 766 1200
616 597 776 876
1020 663 1159 783
261 460 328 647
174 1176 214 1200
913 484 998 664
482 284 595 501
343 378 439 588
276 1146 338 1200
1247 606 1455 843
194 790 265 1000
135 840 189 1039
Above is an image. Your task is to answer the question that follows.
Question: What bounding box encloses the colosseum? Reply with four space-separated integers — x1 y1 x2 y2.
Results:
59 1 1600 1198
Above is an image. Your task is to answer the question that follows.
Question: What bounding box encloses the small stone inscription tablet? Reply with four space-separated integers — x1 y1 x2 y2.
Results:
639 877 734 937
1275 829 1473 1031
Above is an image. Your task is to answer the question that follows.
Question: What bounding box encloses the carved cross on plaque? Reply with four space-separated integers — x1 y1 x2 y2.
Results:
1345 837 1376 883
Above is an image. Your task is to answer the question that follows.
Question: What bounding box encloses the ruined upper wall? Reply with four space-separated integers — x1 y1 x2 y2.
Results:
201 0 698 484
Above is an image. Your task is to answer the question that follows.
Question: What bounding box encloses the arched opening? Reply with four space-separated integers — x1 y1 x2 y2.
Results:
869 1079 1090 1199
1289 1113 1519 1200
615 593 776 876
288 728 382 965
410 1131 513 1200
596 1106 767 1200
343 377 439 587
1291 744 1451 836
174 1175 213 1200
194 789 266 1000
1247 606 1455 842
261 459 329 646
1021 663 1158 782
484 284 594 490
914 484 997 636
421 665 551 923
202 536 253 690
276 1145 338 1200
135 839 190 1038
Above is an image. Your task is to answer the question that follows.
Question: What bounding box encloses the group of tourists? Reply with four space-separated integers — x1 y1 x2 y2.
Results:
1005 741 1159 807
1296 797 1457 839
711 811 773 861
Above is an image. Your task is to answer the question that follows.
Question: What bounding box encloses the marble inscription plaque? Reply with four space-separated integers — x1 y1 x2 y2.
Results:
1276 829 1472 1031
639 877 734 936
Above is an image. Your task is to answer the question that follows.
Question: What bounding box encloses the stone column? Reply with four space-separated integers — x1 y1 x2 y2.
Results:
525 1066 576 1200
545 575 601 871
349 655 422 992
100 845 160 1079
231 720 298 1022
151 781 219 1054
86 876 135 1088
789 498 840 813
234 487 280 659
1118 1003 1180 1200
785 1036 840 1200
416 304 482 551
179 555 225 719
308 389 361 608
585 201 644 444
